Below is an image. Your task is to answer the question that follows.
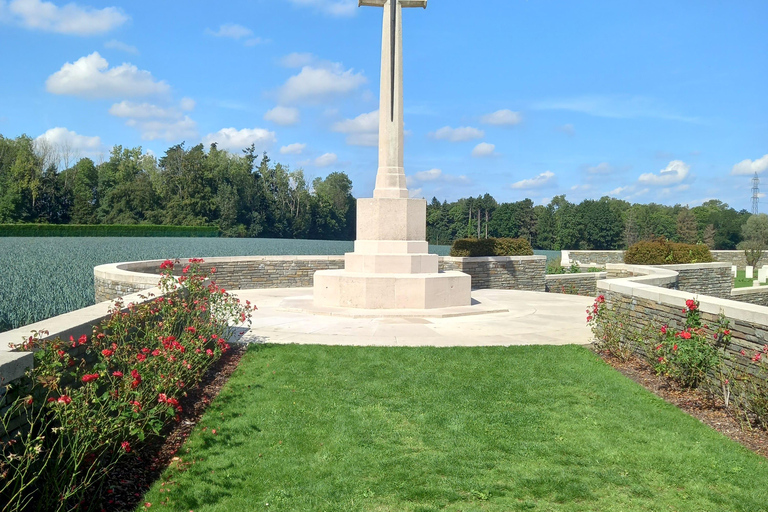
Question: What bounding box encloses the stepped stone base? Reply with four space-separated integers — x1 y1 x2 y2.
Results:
313 270 471 309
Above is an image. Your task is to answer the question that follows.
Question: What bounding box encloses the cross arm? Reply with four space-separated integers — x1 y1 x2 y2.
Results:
358 0 427 7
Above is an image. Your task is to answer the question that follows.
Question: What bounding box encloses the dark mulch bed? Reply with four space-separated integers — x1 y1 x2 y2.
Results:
599 351 768 459
96 343 247 511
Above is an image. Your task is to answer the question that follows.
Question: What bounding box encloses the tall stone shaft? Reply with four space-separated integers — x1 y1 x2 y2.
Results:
313 0 471 310
375 0 406 199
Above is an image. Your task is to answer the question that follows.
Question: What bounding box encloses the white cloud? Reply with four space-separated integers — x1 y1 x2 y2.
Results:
332 110 378 146
406 168 470 188
280 52 315 68
207 23 252 39
278 64 366 104
731 154 768 176
203 127 277 153
280 143 306 155
638 160 690 186
533 94 698 123
46 52 170 98
471 142 496 158
480 109 521 126
570 184 592 191
179 97 196 111
586 162 615 175
104 39 138 55
287 0 356 17
264 106 301 126
206 23 264 46
314 153 338 167
109 100 198 142
510 171 555 190
609 186 631 196
109 101 179 119
557 123 575 136
429 126 484 142
127 117 197 142
4 0 127 35
35 127 101 151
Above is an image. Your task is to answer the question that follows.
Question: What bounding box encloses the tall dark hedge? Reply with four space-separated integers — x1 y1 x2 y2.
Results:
624 239 713 265
450 237 534 257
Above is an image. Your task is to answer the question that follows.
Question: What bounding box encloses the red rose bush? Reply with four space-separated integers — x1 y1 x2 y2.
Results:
0 259 254 512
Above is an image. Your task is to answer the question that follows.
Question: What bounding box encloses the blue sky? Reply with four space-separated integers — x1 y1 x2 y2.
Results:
0 0 766 210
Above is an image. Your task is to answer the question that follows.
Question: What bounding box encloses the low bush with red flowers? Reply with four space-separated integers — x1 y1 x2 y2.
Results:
649 299 721 389
589 294 768 433
586 295 649 362
0 258 255 512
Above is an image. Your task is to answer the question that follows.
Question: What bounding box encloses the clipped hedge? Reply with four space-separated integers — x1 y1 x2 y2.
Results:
0 224 219 237
450 237 534 257
624 239 713 265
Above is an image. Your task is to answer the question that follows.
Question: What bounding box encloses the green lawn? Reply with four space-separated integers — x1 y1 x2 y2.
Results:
734 268 767 288
140 345 768 512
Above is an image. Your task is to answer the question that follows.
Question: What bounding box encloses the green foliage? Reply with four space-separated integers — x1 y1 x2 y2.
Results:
624 238 713 264
0 135 356 241
450 237 533 257
738 213 768 266
0 261 254 511
648 299 719 388
0 224 219 237
587 295 647 361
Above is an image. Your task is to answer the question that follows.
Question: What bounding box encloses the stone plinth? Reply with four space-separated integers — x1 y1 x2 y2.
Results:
314 270 471 309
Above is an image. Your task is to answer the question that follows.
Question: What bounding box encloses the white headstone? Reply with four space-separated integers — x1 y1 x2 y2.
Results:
746 265 754 279
732 265 738 277
758 268 766 284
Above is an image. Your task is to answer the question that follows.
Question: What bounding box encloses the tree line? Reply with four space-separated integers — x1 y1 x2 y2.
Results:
0 134 355 240
426 194 750 250
0 132 753 249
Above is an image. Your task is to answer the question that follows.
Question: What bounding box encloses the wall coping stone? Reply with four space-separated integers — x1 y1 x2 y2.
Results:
0 286 161 385
545 272 607 281
599 263 768 326
442 255 546 263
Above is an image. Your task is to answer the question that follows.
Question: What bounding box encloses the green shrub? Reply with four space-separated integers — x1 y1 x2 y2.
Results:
0 260 254 511
624 239 713 265
450 237 533 257
0 224 220 237
648 299 719 389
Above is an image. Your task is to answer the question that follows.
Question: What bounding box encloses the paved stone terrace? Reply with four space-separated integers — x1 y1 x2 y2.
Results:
230 288 595 347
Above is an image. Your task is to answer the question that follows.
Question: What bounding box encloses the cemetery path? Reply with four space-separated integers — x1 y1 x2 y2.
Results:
230 288 595 347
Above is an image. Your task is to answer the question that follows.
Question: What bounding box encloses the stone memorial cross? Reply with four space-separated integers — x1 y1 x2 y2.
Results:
359 0 427 199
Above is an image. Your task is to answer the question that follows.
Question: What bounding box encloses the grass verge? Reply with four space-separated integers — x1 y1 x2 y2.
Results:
140 345 768 511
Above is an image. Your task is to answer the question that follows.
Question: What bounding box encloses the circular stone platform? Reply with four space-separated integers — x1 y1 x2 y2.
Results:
230 288 595 347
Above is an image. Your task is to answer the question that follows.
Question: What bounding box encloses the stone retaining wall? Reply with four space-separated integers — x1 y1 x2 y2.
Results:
731 287 768 307
599 278 768 379
545 272 606 296
668 263 733 299
564 249 768 270
441 256 547 291
711 250 768 268
95 255 550 301
95 256 346 303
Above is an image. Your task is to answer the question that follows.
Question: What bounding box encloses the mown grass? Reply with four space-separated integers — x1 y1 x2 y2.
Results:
734 269 766 289
140 345 768 512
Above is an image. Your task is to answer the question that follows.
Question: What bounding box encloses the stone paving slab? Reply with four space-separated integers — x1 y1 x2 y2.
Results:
231 288 595 347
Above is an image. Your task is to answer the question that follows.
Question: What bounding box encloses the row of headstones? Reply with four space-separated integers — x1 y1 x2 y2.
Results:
734 265 768 286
